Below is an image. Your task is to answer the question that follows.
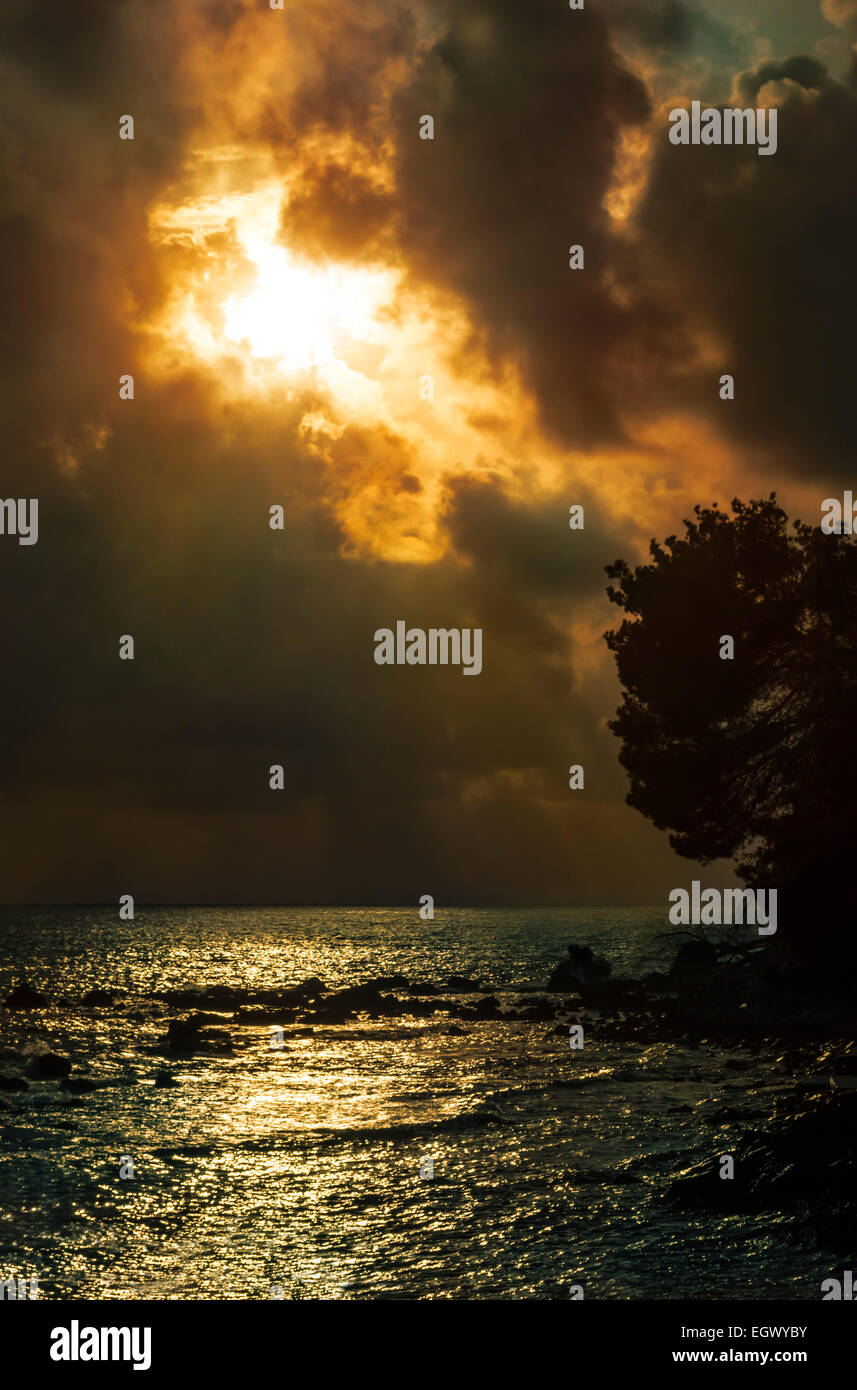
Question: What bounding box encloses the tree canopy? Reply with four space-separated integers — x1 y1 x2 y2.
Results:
605 495 857 971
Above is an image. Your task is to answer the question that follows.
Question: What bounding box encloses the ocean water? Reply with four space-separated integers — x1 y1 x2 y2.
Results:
0 906 835 1300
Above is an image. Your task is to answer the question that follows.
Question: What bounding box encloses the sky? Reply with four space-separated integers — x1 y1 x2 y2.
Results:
0 0 854 904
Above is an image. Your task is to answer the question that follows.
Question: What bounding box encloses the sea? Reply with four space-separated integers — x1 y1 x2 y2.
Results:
0 905 836 1300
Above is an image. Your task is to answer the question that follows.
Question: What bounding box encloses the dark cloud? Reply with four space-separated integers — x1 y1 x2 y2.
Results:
278 160 394 263
0 385 666 903
0 0 120 93
736 54 831 100
0 0 832 905
441 474 614 602
255 1 418 163
637 57 857 477
0 0 202 439
391 0 685 446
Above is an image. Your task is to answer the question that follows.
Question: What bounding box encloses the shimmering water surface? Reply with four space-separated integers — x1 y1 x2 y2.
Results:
0 907 833 1299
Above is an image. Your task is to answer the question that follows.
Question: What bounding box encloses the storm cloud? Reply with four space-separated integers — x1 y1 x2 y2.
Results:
0 0 847 904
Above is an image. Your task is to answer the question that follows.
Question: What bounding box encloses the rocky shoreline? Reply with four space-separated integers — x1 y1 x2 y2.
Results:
3 936 855 1229
3 936 856 1071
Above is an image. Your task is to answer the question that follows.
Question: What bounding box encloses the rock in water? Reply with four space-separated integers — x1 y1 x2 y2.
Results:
82 989 114 1006
25 1052 72 1080
164 1016 232 1054
547 944 612 991
667 1093 857 1212
3 981 47 1009
166 1017 203 1053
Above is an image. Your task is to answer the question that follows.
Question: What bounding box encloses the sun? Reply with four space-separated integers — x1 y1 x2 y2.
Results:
222 238 387 375
148 182 396 406
144 172 547 563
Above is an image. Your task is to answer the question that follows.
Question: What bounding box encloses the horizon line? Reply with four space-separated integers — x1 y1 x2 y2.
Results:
0 900 665 910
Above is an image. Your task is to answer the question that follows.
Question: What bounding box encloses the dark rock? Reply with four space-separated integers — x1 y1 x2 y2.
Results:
444 976 484 992
155 1071 178 1087
234 1007 298 1026
310 1000 349 1024
162 978 326 1011
372 994 404 1018
166 1017 202 1052
3 982 47 1010
400 998 441 1018
297 976 327 994
25 1052 72 1079
641 971 672 991
163 1011 230 1050
82 989 114 1006
470 995 502 1020
363 975 409 991
164 1016 232 1054
670 939 719 981
513 997 556 1022
163 987 221 1009
60 1077 96 1093
547 944 611 992
546 964 582 992
279 978 326 1006
667 1093 857 1211
578 978 649 1009
312 984 385 1019
443 1024 468 1036
0 1075 28 1091
309 983 406 1023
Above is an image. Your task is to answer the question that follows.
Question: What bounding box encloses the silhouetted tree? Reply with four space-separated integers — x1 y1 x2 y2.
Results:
605 495 857 979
